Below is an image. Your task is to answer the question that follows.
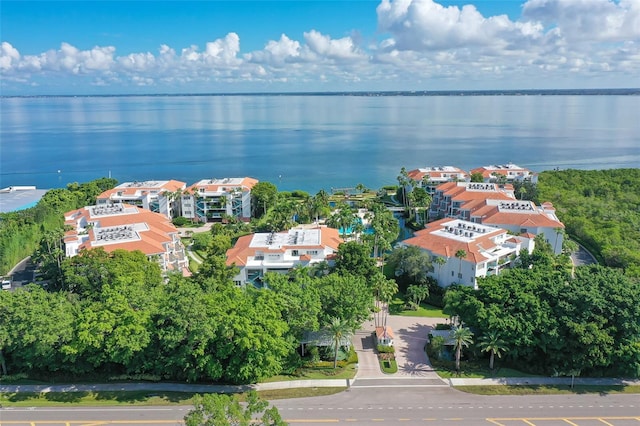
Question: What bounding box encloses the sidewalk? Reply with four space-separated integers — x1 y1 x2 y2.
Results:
2 376 638 395
0 380 350 395
448 377 640 386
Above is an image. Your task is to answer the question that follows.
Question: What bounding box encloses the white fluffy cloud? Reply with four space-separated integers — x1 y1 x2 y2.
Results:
376 0 543 51
1 0 639 92
523 0 640 42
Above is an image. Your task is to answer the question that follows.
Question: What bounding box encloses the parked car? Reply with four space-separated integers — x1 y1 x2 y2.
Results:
1 279 11 290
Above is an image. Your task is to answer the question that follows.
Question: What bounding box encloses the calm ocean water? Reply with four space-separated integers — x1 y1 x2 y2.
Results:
1 95 639 194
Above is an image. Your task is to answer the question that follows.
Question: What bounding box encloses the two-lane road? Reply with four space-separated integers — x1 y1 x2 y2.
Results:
2 386 638 425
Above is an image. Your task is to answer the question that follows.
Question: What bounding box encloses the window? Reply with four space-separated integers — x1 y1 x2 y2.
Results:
451 271 454 276
307 250 318 255
291 250 299 256
458 273 462 279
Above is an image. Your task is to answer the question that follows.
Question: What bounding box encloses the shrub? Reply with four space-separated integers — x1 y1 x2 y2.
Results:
346 346 358 364
426 278 446 307
377 344 395 353
172 216 189 226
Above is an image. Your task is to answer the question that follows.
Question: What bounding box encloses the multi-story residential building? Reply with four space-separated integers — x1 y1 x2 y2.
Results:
96 180 186 219
407 166 469 194
226 226 343 287
429 181 516 221
63 204 189 275
470 200 565 254
181 177 258 223
469 163 538 183
401 218 534 289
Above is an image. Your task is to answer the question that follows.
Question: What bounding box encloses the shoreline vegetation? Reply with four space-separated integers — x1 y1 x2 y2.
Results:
2 88 640 99
0 168 638 400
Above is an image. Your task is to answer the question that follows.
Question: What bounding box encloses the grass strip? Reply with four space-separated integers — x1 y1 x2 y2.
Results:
456 385 640 395
0 387 348 407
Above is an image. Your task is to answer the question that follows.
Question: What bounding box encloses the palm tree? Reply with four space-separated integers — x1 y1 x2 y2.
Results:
326 317 352 369
433 256 446 281
452 325 474 373
478 330 508 370
372 275 398 329
355 183 368 194
455 249 467 281
326 202 355 237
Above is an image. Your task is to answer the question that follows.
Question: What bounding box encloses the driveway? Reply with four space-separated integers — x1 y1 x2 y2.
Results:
387 315 444 379
353 326 388 379
354 314 448 383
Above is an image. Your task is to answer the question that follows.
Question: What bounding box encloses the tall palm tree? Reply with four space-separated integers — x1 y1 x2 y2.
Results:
326 317 352 369
452 325 474 372
478 330 508 370
455 249 467 281
372 275 398 329
326 202 355 237
433 256 446 281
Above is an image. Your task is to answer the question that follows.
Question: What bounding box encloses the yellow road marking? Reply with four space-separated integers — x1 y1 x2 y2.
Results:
522 420 537 426
287 421 340 424
486 419 507 426
563 419 580 426
489 418 640 421
598 419 615 426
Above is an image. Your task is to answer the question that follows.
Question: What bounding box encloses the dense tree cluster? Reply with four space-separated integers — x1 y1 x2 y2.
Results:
443 254 640 377
0 178 117 275
0 239 377 383
536 168 640 278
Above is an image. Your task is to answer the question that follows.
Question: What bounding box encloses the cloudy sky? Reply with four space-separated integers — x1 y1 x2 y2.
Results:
1 0 639 95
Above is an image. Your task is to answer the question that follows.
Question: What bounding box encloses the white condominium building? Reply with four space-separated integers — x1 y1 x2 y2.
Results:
471 200 565 254
63 204 189 275
429 181 516 221
181 177 258 223
402 218 534 289
407 166 470 194
470 163 538 183
96 180 186 219
226 226 343 287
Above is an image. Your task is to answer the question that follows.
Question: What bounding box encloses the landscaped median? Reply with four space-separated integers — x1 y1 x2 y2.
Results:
377 344 398 374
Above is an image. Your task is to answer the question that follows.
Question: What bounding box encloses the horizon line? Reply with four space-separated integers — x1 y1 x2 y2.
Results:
2 88 640 99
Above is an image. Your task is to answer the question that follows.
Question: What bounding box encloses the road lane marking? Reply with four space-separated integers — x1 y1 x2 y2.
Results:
522 420 536 426
597 419 614 426
563 420 579 426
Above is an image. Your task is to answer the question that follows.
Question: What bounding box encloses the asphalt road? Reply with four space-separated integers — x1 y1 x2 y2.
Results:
2 387 638 425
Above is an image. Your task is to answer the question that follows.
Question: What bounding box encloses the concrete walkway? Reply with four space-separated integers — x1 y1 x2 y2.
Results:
2 376 638 396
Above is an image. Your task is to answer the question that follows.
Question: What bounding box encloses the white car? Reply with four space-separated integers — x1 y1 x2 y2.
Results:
1 279 11 290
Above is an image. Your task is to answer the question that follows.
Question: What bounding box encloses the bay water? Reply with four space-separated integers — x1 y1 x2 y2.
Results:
1 94 638 194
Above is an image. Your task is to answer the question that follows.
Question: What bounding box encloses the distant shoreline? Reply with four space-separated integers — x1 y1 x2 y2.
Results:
2 88 640 99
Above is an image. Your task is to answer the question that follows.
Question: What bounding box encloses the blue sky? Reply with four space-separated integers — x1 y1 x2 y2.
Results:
1 0 639 95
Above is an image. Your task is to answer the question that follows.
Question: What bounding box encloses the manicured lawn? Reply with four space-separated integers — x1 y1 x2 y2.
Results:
262 364 356 383
256 387 347 400
0 391 197 407
389 296 449 318
0 387 349 407
380 359 398 374
435 366 539 379
457 385 640 395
